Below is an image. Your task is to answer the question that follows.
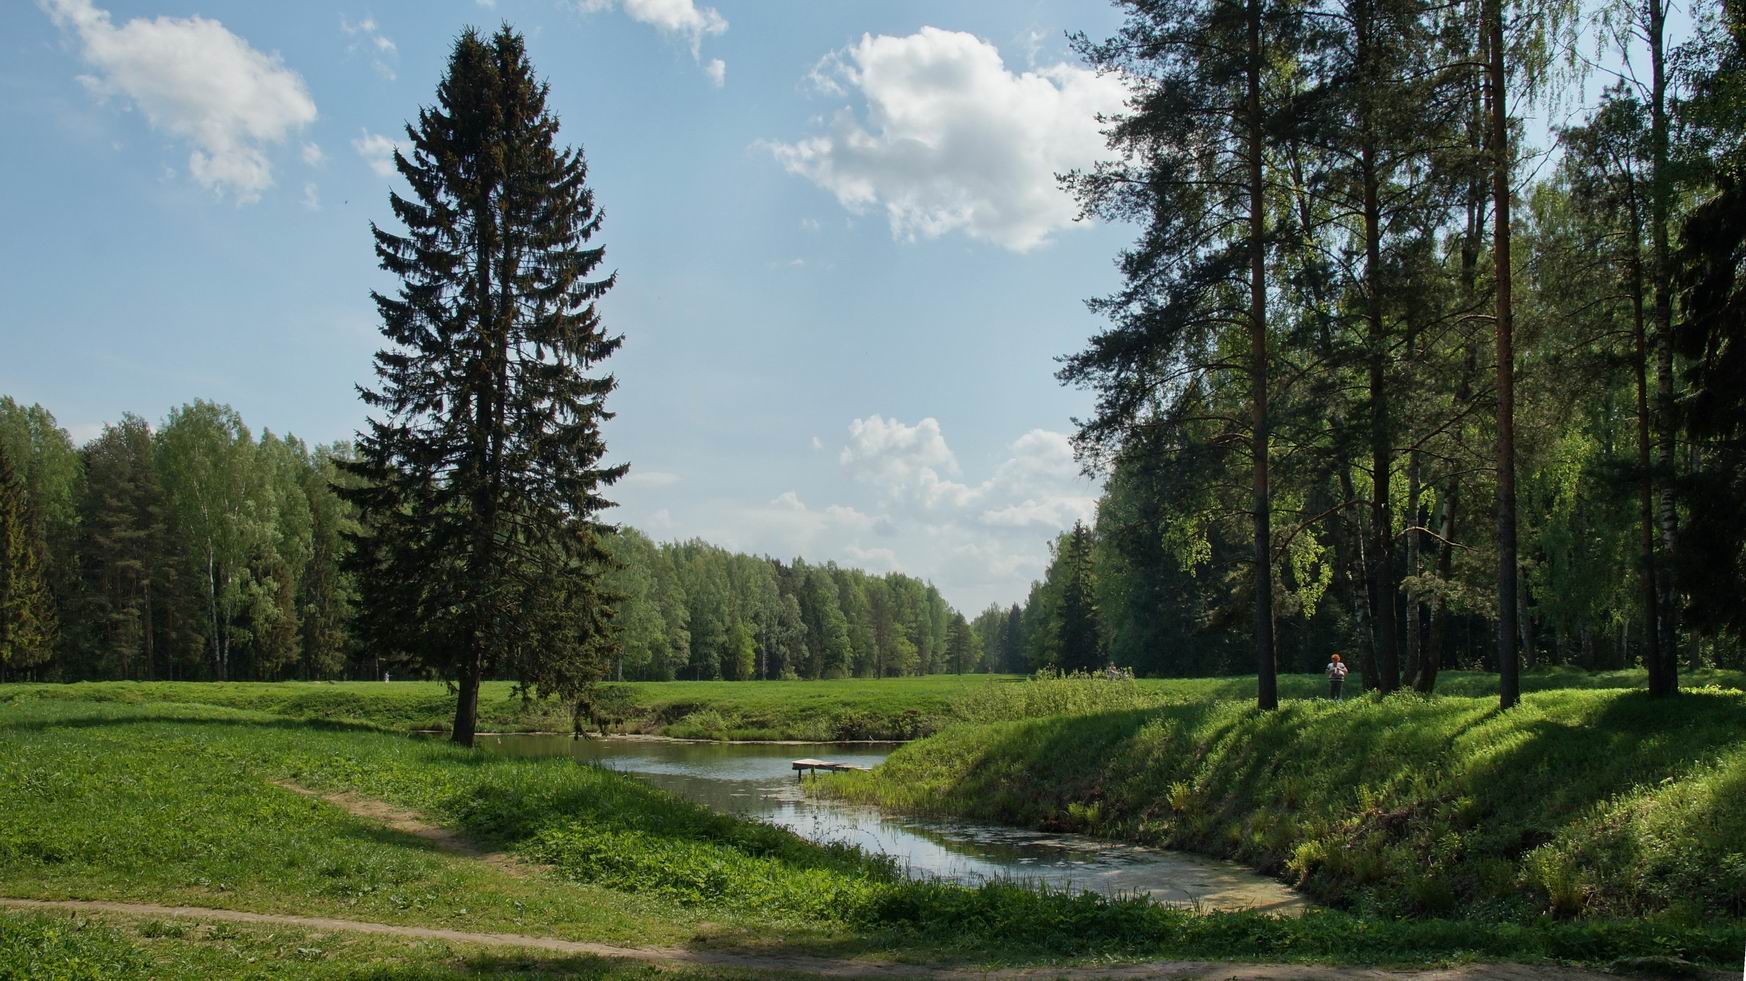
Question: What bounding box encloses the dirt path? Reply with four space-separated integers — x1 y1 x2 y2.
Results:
1 897 1638 980
272 779 542 877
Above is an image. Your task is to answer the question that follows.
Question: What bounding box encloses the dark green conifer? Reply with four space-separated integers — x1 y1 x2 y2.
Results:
343 26 626 746
0 445 56 678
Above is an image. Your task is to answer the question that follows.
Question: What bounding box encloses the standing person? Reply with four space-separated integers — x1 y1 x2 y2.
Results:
1326 653 1349 701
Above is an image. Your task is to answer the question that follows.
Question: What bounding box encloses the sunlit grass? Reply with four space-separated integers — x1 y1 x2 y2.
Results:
827 678 1746 925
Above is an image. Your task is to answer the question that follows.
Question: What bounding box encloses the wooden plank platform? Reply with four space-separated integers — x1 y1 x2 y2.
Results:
792 758 870 778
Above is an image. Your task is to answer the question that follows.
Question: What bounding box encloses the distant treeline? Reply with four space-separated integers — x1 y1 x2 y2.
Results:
609 530 1001 681
0 396 1008 682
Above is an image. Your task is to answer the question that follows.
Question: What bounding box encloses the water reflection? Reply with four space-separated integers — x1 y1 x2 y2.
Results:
476 733 1304 913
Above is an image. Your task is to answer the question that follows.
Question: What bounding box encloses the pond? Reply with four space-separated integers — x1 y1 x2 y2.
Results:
475 733 1305 913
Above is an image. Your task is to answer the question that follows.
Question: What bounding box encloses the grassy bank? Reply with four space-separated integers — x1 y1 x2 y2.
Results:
1 693 1742 973
827 679 1746 926
0 675 1001 742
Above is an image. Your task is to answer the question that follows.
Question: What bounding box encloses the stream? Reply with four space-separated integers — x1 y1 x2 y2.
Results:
474 733 1304 913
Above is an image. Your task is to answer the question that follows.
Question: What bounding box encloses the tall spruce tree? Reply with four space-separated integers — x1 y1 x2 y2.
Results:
1057 522 1103 672
344 26 626 746
0 445 56 679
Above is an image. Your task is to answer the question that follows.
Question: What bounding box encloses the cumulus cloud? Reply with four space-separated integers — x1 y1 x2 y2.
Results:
576 0 728 84
840 415 959 493
353 129 404 178
763 27 1128 251
301 142 325 167
301 181 320 210
341 15 398 81
980 495 1097 529
42 0 317 202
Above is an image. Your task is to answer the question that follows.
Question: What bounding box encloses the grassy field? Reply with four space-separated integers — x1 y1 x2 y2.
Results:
4 693 1744 974
827 675 1746 928
6 665 1732 742
0 675 1005 742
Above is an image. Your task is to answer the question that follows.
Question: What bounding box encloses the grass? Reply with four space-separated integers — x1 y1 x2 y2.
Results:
10 666 1734 743
826 676 1746 928
5 671 1745 972
0 675 1003 742
0 908 723 980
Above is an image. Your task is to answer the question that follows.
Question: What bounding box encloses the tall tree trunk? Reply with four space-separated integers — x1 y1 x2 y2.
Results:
1361 60 1400 693
1519 575 1537 669
1485 0 1521 708
1629 218 1663 684
1648 0 1679 696
453 644 482 747
1248 0 1278 711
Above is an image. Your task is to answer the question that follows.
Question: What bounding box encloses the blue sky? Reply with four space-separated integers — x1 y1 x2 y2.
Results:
2 0 1142 614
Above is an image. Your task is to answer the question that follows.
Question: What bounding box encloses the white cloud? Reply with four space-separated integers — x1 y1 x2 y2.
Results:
301 181 320 210
840 415 958 487
353 129 403 178
576 0 728 84
993 428 1080 490
42 0 317 202
980 496 1097 529
763 27 1128 251
341 16 398 81
623 470 681 488
301 142 324 167
770 490 807 511
810 434 824 451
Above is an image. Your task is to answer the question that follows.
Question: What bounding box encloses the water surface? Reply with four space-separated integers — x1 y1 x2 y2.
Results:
477 733 1304 913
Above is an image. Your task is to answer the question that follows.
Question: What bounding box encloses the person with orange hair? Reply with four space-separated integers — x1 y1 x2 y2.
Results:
1326 653 1349 701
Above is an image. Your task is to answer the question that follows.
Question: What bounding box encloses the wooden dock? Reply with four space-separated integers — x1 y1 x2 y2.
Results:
792 758 870 779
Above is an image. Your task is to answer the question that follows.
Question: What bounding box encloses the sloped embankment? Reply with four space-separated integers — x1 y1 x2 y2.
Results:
827 685 1746 921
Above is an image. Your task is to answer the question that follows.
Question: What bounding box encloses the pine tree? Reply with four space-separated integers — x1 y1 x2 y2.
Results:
0 445 56 678
75 415 167 679
1057 522 1103 673
1062 0 1297 708
344 26 626 746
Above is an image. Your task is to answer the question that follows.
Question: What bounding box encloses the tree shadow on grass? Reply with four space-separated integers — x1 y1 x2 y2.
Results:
0 707 392 736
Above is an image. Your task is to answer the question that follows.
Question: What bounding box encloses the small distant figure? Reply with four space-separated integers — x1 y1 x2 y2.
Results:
1326 653 1348 701
382 671 391 683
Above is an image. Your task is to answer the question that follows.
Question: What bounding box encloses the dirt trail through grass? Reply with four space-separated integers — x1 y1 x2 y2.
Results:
2 781 1642 980
0 898 1633 980
271 779 545 878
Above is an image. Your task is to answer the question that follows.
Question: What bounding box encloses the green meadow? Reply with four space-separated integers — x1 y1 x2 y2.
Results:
2 677 1744 975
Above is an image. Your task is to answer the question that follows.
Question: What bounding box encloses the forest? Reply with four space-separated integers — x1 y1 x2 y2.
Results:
0 397 982 684
991 0 1746 695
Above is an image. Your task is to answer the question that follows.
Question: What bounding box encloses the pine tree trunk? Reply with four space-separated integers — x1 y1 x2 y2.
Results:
1247 0 1278 711
1359 10 1400 692
1485 0 1521 709
453 648 482 748
1629 217 1663 687
1648 0 1679 696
